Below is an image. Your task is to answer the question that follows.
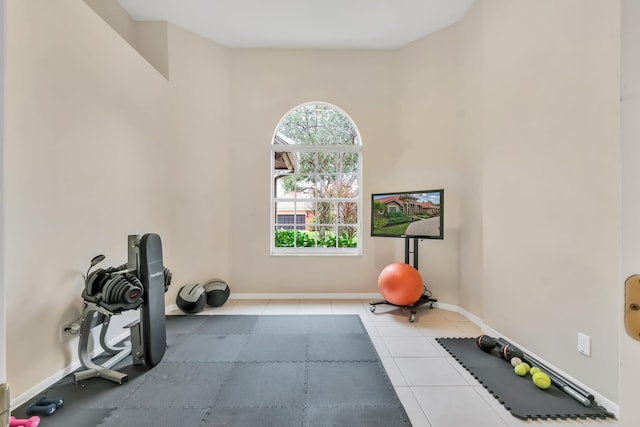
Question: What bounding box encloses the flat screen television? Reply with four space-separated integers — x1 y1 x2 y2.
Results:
371 189 444 239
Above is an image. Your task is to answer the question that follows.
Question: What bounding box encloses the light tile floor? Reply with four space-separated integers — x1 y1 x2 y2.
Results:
171 299 619 427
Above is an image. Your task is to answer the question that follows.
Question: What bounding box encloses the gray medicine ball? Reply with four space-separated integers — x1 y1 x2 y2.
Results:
204 279 230 307
176 283 206 313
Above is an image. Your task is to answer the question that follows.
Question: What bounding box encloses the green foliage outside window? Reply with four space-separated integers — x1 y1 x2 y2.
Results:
274 229 357 248
274 103 361 251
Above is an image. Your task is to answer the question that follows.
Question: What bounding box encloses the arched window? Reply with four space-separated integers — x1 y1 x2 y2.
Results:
271 103 362 255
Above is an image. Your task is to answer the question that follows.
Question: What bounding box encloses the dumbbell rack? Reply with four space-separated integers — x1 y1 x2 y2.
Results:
74 234 167 384
74 303 139 384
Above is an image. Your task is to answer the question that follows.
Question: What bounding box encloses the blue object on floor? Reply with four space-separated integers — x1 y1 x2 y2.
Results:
25 403 56 417
34 396 64 408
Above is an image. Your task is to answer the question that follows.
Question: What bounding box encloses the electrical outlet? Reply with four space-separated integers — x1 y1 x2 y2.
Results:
578 332 591 357
59 324 69 343
60 322 80 343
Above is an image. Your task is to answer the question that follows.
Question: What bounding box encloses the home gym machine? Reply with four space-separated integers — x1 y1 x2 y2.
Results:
369 237 438 322
73 234 171 384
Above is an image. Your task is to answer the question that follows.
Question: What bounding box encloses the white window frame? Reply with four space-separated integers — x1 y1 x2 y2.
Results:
270 104 362 256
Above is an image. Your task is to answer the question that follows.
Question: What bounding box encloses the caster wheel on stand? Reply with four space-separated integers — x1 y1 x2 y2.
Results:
409 313 415 323
370 306 376 313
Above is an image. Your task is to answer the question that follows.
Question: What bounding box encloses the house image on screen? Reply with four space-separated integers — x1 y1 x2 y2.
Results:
375 195 440 217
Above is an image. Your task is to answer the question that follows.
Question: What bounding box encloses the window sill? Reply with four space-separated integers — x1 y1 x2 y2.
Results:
270 248 362 256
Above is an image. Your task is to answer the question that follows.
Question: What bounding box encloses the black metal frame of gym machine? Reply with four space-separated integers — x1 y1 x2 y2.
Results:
369 237 438 322
74 234 167 384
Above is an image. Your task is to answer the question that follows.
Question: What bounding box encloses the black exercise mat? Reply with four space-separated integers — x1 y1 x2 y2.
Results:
13 315 411 427
436 337 615 421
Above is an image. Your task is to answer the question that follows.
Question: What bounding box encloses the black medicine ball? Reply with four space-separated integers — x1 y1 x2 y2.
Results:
204 279 230 307
176 283 206 314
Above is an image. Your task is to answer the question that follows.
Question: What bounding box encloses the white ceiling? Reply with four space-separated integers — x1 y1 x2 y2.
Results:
117 0 475 49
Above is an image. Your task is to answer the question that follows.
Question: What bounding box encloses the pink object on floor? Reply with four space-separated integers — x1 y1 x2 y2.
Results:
9 415 40 427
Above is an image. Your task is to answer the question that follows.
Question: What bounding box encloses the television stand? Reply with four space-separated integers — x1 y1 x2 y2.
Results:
369 237 438 322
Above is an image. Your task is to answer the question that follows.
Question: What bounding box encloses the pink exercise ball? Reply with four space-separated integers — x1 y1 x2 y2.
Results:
377 263 424 306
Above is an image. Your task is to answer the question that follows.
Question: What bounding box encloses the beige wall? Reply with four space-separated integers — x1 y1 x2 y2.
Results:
396 0 622 403
479 0 620 401
227 49 407 294
83 0 136 47
0 0 5 384
5 0 173 396
455 1 484 317
136 22 169 79
4 0 629 417
164 24 231 304
620 0 640 422
84 0 169 78
395 23 465 306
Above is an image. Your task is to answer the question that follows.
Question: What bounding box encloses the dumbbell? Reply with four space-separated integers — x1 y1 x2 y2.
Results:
34 396 63 408
25 395 64 416
9 415 40 427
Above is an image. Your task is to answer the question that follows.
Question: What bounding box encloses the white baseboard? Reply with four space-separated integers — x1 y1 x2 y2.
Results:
14 296 619 419
165 303 179 314
11 328 130 408
433 302 483 325
165 294 383 315
229 293 383 300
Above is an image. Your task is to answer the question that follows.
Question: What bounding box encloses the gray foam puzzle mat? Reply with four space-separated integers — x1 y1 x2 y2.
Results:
12 315 411 427
436 337 615 421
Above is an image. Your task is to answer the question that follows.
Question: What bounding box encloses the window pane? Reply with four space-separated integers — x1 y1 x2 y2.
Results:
274 177 290 198
274 227 321 248
305 202 317 227
317 225 337 248
299 152 317 172
277 174 316 198
305 227 319 248
335 175 358 198
313 125 337 145
289 173 312 195
315 175 336 197
275 214 306 230
338 225 358 248
317 152 337 173
339 152 359 173
277 105 359 146
338 202 357 224
275 202 307 230
313 201 335 226
299 174 317 195
274 150 296 175
274 227 295 247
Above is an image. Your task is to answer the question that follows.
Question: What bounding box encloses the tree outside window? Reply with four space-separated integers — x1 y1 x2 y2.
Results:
271 103 362 255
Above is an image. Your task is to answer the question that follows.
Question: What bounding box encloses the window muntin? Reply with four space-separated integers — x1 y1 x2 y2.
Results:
271 103 362 255
276 214 307 230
